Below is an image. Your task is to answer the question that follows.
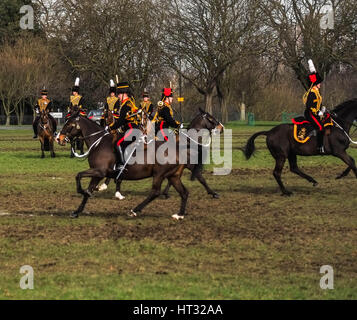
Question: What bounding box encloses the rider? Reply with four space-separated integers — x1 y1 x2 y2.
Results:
154 87 182 141
67 77 87 118
32 87 57 139
109 81 140 169
100 79 119 127
139 91 154 120
303 59 333 154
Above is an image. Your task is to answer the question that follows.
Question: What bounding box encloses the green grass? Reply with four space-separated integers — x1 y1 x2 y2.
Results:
0 124 356 300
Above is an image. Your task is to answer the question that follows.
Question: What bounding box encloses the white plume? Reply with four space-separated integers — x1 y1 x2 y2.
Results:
308 59 316 73
110 79 115 87
74 77 80 86
116 75 119 84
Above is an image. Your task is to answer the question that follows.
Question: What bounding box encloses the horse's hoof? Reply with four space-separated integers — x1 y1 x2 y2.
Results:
98 184 108 192
172 214 185 221
70 212 79 219
212 193 219 199
115 192 125 200
128 210 138 218
313 182 318 187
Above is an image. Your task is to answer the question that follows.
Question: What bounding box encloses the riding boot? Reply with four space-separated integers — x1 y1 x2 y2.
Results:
317 131 325 154
114 144 125 170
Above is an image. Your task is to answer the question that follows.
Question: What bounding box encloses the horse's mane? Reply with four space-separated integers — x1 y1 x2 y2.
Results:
332 98 357 114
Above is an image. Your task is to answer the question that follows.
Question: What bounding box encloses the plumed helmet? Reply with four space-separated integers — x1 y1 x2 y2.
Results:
72 77 80 93
161 87 173 100
109 79 116 94
307 59 323 86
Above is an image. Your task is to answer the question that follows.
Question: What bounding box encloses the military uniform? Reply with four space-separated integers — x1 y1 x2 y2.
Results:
32 89 57 138
303 60 333 153
110 82 140 168
66 77 86 118
139 92 154 120
100 80 119 127
155 88 181 141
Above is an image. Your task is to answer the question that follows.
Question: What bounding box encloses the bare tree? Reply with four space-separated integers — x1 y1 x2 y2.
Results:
262 0 357 89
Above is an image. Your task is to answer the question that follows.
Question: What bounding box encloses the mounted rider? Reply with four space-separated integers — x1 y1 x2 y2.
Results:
109 81 140 169
32 87 57 139
303 59 333 154
139 91 154 120
154 87 182 141
67 77 87 118
100 79 120 127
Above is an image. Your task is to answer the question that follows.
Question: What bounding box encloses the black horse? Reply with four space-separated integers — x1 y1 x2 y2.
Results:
57 109 223 219
243 99 357 195
97 108 223 200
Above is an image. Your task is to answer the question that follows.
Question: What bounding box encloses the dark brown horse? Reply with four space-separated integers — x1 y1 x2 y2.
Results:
38 109 55 158
57 109 222 219
98 108 223 200
243 99 357 195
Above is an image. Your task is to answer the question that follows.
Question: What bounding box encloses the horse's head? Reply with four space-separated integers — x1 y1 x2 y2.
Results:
40 109 49 124
193 108 224 134
56 110 83 146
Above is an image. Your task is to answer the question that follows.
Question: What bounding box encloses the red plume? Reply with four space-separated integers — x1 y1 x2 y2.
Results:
309 74 317 84
164 88 172 97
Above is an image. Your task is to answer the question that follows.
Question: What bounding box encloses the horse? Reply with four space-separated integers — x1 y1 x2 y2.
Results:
37 109 55 158
57 108 223 219
97 108 223 200
243 99 357 195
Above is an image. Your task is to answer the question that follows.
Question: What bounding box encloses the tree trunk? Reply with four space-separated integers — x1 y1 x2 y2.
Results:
6 114 11 126
205 90 214 115
220 97 229 124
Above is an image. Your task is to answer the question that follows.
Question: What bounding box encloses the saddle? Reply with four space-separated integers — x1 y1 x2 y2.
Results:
291 116 316 143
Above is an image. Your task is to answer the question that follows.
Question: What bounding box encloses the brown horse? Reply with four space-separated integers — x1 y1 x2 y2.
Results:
57 109 222 219
38 109 55 158
99 109 223 200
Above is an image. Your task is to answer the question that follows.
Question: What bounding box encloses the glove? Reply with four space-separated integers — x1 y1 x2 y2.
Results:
105 126 109 131
180 123 184 129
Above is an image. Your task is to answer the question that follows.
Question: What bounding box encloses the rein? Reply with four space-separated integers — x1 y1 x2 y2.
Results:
331 119 357 145
71 131 110 159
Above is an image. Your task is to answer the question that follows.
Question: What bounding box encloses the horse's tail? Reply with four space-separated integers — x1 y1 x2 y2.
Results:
44 138 50 151
243 131 268 160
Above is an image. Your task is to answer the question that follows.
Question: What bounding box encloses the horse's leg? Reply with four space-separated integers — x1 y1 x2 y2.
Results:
115 178 125 200
288 153 318 186
76 169 106 196
98 177 111 192
273 156 292 196
39 137 45 158
49 138 55 158
334 151 357 178
336 167 351 180
78 140 84 155
130 175 164 217
70 141 75 158
72 176 102 218
161 180 171 199
194 170 219 198
168 175 189 220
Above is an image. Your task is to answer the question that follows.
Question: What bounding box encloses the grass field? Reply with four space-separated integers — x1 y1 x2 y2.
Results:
0 121 356 299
